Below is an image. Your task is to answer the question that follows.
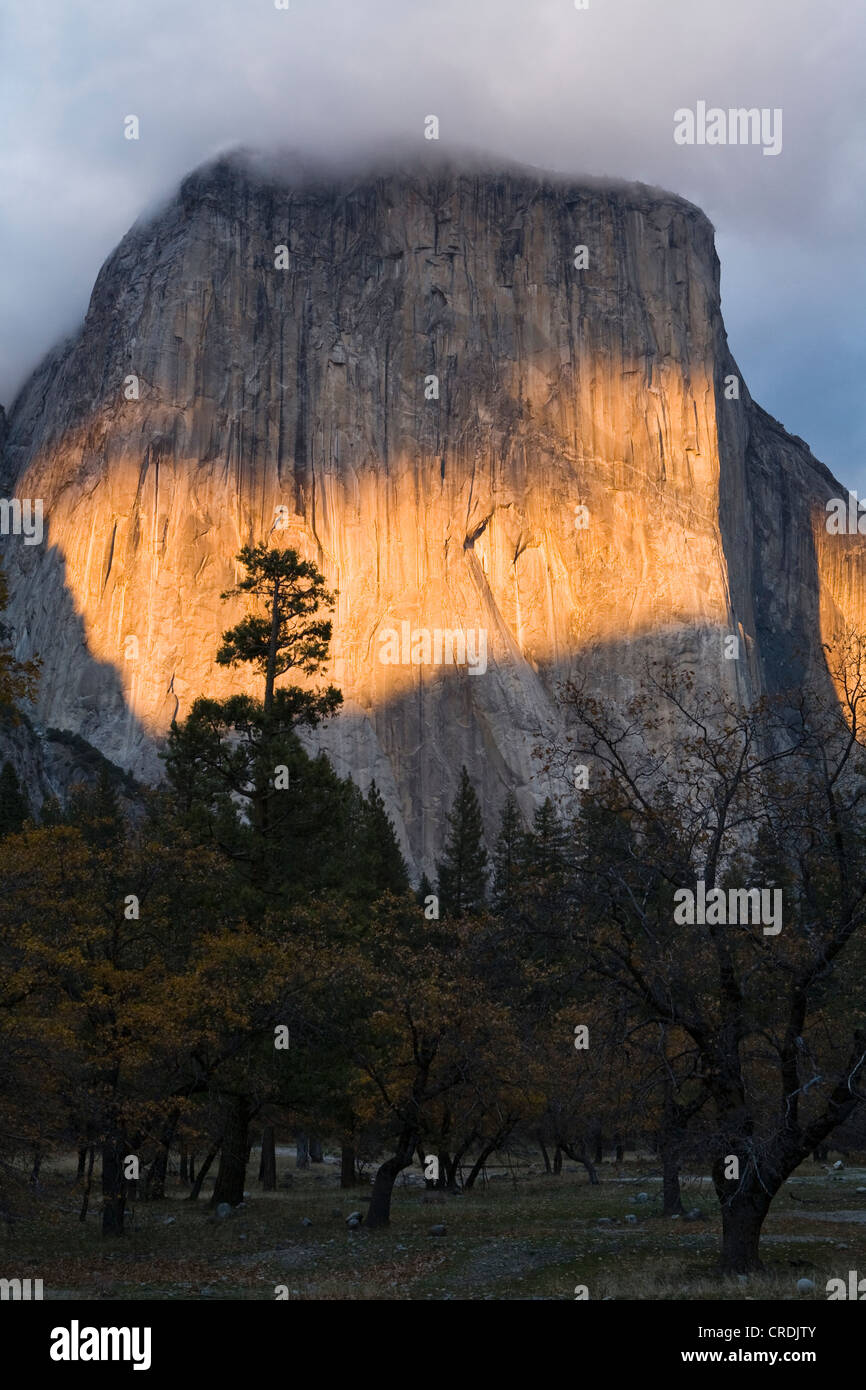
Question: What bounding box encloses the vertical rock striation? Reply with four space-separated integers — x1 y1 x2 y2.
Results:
2 150 863 874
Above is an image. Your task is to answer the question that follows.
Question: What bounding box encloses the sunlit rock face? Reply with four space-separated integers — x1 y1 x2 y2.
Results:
2 151 864 875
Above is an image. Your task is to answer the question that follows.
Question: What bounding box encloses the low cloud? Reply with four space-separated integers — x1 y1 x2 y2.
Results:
1 0 863 480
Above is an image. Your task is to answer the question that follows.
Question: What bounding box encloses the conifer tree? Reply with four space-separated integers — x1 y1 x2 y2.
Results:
492 793 527 914
216 544 341 726
416 872 435 912
0 761 29 839
521 797 573 936
362 782 410 896
165 544 343 856
436 766 488 917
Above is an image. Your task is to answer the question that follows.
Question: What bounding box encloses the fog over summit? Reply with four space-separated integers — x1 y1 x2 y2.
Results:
1 0 864 480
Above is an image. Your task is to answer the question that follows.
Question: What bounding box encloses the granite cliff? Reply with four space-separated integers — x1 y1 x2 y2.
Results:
2 150 864 874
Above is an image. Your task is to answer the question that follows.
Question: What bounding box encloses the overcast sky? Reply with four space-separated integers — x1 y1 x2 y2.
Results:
1 0 864 486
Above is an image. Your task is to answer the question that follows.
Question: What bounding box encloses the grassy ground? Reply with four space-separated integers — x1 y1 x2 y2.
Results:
3 1153 866 1300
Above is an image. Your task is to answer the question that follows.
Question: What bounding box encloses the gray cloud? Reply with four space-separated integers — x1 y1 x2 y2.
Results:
1 0 863 481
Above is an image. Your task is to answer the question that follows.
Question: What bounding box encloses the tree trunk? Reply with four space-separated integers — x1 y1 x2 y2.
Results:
188 1152 196 1187
447 1137 474 1192
719 1189 771 1273
662 1145 684 1216
76 1146 88 1181
210 1096 252 1209
440 1151 462 1192
465 1139 499 1191
366 1131 417 1229
661 1072 685 1215
79 1146 96 1221
188 1143 219 1201
144 1108 180 1200
538 1133 552 1174
552 1145 563 1175
309 1136 324 1163
101 1132 127 1236
295 1132 310 1169
264 577 280 716
615 1140 624 1164
435 1150 450 1189
594 1135 603 1165
340 1144 356 1189
179 1141 189 1185
579 1150 599 1185
559 1141 599 1186
259 1125 277 1191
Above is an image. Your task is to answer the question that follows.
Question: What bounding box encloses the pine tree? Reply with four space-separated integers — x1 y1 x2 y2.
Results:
216 544 341 725
68 767 124 852
165 544 343 858
492 793 527 914
0 761 29 838
522 798 572 928
362 782 410 896
436 766 488 917
416 872 435 912
527 798 570 880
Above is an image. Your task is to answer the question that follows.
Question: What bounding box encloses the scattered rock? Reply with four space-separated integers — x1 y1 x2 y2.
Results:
597 1216 613 1225
636 1193 649 1203
215 1203 233 1219
429 1224 447 1237
797 1278 816 1295
625 1214 637 1224
683 1208 705 1222
833 1160 844 1170
347 1218 361 1230
162 1216 176 1225
300 1217 313 1227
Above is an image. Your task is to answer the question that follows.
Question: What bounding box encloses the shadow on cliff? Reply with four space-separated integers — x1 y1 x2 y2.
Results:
12 522 857 878
11 536 156 783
